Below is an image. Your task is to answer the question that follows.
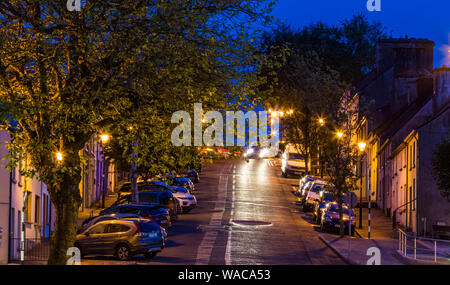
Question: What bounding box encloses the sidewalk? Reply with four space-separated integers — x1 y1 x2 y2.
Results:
354 207 395 239
319 207 405 265
319 234 404 265
77 193 118 228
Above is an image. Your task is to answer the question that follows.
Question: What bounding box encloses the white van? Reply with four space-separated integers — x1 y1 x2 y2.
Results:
281 144 307 177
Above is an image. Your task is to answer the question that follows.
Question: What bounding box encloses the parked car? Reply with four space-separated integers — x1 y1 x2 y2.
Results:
312 191 336 224
243 146 260 159
79 213 147 234
74 220 166 260
320 202 356 236
170 176 195 193
94 204 172 229
186 169 200 183
114 191 179 221
302 181 327 212
281 144 307 177
298 175 324 196
151 181 197 214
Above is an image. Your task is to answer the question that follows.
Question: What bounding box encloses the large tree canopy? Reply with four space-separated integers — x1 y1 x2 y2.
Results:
0 0 274 264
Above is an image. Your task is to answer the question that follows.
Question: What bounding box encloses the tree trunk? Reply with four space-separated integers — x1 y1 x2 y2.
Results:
47 181 81 265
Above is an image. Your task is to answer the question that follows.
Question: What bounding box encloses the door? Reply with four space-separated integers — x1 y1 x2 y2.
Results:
102 224 132 255
79 223 108 255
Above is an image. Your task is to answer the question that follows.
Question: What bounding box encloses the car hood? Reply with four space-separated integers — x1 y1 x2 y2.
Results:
325 212 354 220
173 192 195 199
287 160 306 167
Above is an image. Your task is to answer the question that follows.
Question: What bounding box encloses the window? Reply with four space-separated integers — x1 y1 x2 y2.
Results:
107 224 130 234
88 224 107 234
413 179 416 210
409 145 413 170
118 206 140 214
18 211 21 236
35 195 41 224
413 141 416 168
24 191 32 223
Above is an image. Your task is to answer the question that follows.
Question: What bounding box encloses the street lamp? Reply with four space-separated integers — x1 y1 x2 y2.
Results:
319 118 325 126
317 117 326 178
336 131 344 139
55 152 63 162
358 142 366 229
100 134 110 208
100 134 110 143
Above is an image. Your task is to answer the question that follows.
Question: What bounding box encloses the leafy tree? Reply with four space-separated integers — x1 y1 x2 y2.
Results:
432 137 450 201
0 0 274 264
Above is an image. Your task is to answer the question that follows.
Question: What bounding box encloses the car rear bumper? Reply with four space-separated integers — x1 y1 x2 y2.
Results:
181 203 197 211
134 240 165 254
285 168 305 176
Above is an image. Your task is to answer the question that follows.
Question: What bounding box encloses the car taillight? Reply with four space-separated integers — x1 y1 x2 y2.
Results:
144 214 158 219
134 222 142 235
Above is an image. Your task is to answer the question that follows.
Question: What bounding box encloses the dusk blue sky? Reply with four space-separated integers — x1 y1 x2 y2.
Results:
271 0 450 68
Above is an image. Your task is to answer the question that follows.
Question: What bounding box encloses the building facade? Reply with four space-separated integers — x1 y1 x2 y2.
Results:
0 131 116 264
349 37 450 235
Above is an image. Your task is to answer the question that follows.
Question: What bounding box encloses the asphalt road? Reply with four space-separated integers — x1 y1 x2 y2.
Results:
81 158 345 265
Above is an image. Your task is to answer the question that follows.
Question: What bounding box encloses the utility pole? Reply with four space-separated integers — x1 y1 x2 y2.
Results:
131 140 139 204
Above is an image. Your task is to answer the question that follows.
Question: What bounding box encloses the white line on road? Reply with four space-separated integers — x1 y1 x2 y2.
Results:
195 173 228 265
225 174 235 265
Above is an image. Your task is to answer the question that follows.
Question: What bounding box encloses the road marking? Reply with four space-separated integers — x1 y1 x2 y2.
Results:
195 174 228 265
225 175 235 265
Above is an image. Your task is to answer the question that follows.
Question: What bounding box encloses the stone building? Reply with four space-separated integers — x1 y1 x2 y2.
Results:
349 37 450 235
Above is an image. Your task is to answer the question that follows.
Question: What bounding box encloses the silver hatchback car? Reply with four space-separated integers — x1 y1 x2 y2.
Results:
74 219 167 260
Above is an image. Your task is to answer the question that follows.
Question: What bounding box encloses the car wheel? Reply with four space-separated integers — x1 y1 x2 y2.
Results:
144 252 158 259
116 244 130 261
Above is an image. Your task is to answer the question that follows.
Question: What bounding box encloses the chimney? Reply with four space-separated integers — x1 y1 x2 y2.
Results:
433 66 450 113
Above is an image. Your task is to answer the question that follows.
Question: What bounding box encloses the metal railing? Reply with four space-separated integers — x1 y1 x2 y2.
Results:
398 229 450 264
9 237 50 263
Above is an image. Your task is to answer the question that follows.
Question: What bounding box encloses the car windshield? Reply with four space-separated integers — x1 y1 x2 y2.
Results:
174 187 188 193
328 205 353 216
138 221 161 232
323 193 335 202
138 193 158 204
288 153 303 160
311 185 324 193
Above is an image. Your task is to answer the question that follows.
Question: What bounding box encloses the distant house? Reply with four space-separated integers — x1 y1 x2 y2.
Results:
0 130 117 264
348 37 450 235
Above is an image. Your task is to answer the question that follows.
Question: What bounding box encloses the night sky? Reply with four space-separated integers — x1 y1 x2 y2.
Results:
271 0 450 68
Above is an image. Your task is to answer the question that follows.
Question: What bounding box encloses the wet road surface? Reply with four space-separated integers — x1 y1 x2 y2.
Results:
81 159 345 265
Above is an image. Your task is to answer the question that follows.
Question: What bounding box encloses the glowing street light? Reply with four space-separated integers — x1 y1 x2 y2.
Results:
55 152 63 161
358 142 367 152
336 131 344 139
319 118 325 126
100 134 110 143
